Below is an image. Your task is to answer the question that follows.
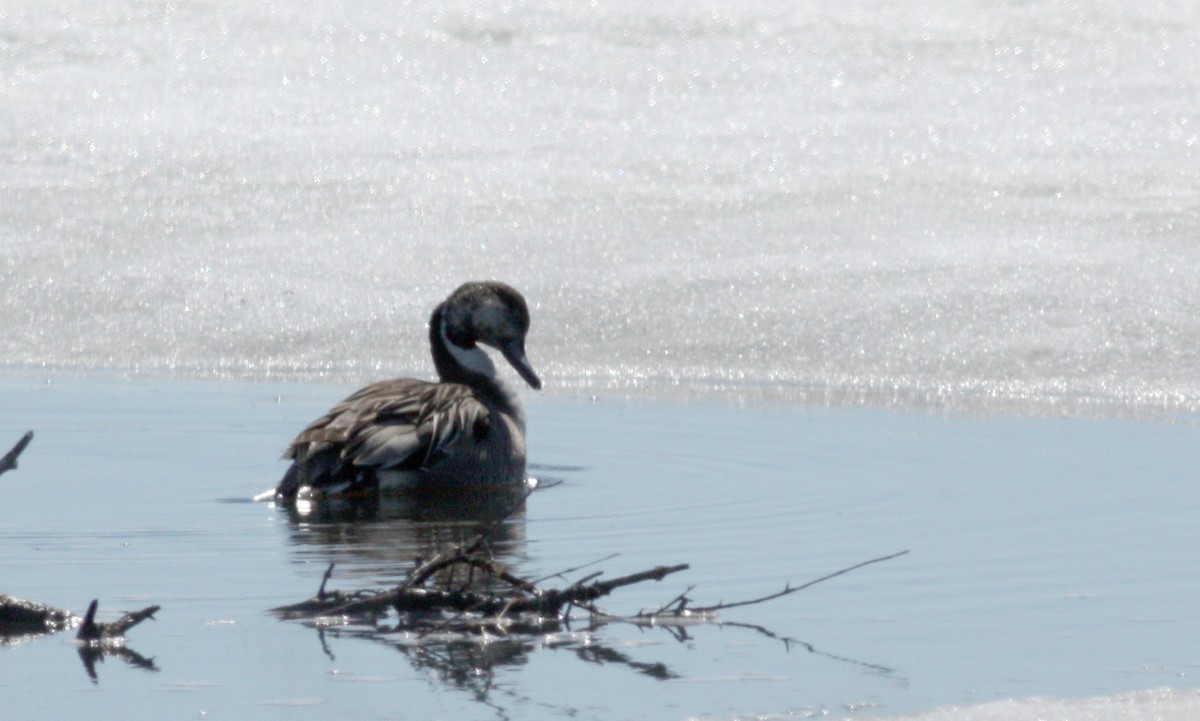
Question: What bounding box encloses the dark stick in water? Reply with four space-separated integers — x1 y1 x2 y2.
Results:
76 599 161 641
0 431 33 476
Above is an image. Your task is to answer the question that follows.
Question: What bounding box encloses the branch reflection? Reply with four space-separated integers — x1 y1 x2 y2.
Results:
274 485 902 717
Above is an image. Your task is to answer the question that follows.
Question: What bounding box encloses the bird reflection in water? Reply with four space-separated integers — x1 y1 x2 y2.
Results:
276 482 562 714
280 483 533 588
273 482 900 718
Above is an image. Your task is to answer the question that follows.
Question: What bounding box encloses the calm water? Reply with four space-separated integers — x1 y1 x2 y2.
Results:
1 374 1198 720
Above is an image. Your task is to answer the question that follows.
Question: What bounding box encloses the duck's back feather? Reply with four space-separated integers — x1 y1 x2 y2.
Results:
278 379 495 497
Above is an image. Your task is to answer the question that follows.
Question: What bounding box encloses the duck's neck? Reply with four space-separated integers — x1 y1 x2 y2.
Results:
429 304 521 417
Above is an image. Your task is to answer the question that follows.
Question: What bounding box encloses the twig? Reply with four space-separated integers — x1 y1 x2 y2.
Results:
279 563 691 620
458 557 539 593
0 431 33 476
461 486 535 553
681 550 909 614
560 564 689 605
318 563 336 600
644 585 695 616
530 553 621 586
102 604 160 637
402 486 535 589
404 548 474 589
565 571 604 590
76 599 161 640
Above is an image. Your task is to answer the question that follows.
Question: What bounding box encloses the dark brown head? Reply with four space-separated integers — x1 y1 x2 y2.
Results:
439 281 541 389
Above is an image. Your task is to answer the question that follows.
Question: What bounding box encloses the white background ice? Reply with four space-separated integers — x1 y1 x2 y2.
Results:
3 0 1199 415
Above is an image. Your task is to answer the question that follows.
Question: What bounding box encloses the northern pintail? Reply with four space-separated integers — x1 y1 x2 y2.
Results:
274 281 540 499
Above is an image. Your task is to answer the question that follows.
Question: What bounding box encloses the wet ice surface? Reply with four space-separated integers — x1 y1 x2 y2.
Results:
1 0 1199 414
1 375 1199 721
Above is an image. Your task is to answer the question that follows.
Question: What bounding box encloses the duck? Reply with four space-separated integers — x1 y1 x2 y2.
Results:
274 281 541 499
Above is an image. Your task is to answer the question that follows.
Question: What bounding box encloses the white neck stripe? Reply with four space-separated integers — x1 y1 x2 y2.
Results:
441 320 497 379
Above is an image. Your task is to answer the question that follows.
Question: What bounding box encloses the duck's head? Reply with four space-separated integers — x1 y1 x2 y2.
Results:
440 281 541 390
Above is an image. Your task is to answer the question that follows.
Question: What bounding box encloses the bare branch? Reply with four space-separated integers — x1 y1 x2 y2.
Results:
401 486 535 589
643 585 695 617
565 571 604 590
76 599 161 640
530 553 621 586
682 550 909 614
0 431 33 476
275 563 691 620
318 563 336 599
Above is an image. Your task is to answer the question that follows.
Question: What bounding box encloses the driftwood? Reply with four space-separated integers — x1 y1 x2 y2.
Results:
271 488 908 712
0 594 161 681
0 431 33 476
0 432 160 681
0 594 159 640
0 433 160 641
276 552 905 630
274 496 908 640
75 599 161 641
0 593 75 634
623 550 911 621
275 561 691 621
74 600 161 681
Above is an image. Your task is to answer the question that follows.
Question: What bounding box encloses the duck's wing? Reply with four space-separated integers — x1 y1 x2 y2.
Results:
284 378 490 473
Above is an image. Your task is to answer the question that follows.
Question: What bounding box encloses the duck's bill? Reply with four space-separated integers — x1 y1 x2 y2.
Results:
500 340 542 390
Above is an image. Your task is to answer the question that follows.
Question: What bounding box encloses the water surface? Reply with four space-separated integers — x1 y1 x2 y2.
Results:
2 375 1197 720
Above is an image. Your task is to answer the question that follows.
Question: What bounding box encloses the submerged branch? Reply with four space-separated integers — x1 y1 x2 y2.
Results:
0 593 159 641
317 563 337 600
0 431 33 476
2 593 161 681
275 548 908 636
0 593 74 634
273 481 909 653
276 563 690 620
531 553 621 586
76 599 161 641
